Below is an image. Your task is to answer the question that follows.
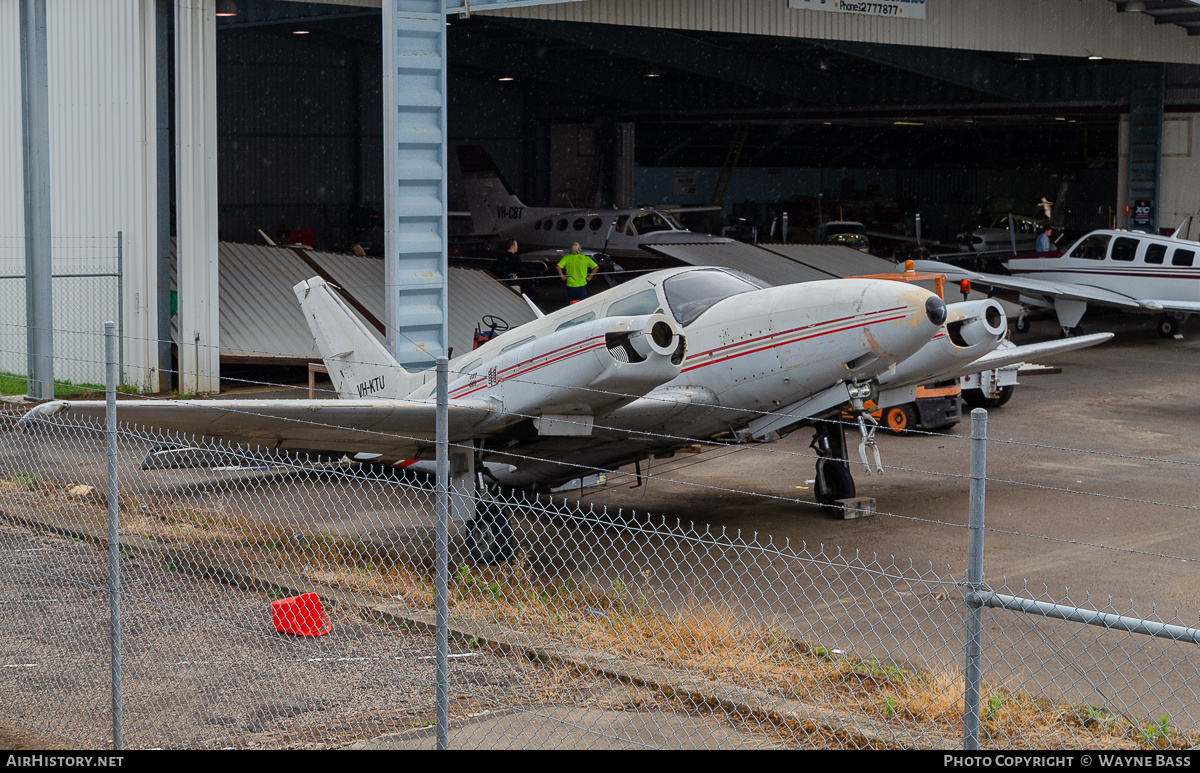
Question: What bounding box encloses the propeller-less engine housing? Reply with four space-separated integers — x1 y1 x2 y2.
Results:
881 299 1007 387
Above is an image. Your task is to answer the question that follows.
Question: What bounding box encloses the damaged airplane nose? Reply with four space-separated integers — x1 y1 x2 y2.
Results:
926 295 948 327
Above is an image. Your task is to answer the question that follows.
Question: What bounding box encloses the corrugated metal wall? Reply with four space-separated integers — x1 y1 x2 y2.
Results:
0 0 158 388
493 0 1200 64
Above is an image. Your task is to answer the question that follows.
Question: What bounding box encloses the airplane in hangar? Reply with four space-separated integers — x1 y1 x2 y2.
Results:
21 266 1110 563
914 224 1200 339
456 144 730 259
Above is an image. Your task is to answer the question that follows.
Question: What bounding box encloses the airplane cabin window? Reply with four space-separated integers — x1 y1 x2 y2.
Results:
589 217 603 231
606 289 660 318
1111 237 1138 262
573 218 586 231
556 313 595 331
663 269 769 327
556 219 568 231
1173 249 1196 267
500 336 535 354
1145 244 1167 264
1068 234 1111 260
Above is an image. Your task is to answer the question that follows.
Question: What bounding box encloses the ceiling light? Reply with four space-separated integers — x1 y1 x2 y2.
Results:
645 72 661 78
1124 0 1146 12
498 77 514 82
1088 55 1103 60
215 0 238 17
894 121 924 126
293 30 310 35
1015 54 1034 62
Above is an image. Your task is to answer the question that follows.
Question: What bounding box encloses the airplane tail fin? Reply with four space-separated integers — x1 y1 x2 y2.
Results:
294 277 425 399
457 144 526 235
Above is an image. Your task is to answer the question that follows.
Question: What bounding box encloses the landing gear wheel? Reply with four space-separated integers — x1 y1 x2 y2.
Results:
815 461 856 507
1014 314 1030 334
884 405 916 435
963 385 1015 410
1156 315 1181 339
465 501 514 565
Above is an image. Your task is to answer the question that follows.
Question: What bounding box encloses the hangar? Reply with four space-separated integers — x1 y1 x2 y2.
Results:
3 0 1200 394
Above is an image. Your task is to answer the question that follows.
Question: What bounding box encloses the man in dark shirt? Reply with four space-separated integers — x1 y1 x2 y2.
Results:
494 239 521 292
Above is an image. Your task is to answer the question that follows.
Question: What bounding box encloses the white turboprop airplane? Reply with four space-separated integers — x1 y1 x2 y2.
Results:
21 266 1109 563
457 144 731 256
915 225 1200 338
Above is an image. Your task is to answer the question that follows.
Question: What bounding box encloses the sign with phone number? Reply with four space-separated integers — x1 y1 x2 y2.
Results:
788 0 926 20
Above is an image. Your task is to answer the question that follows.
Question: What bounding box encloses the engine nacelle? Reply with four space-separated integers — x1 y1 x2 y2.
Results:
880 299 1007 387
450 313 686 421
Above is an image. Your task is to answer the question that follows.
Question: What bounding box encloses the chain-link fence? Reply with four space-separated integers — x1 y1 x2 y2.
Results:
0 235 123 394
3 342 1200 751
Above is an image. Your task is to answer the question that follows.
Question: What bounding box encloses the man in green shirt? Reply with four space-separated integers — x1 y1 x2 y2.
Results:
556 243 598 303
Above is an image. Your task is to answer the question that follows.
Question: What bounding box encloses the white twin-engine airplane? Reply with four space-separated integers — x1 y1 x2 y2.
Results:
22 266 1109 563
915 224 1200 339
457 144 730 253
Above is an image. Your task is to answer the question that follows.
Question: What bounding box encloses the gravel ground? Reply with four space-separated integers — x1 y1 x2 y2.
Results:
0 517 644 750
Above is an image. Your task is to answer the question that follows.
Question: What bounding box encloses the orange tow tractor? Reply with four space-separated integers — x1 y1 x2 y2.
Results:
843 263 965 435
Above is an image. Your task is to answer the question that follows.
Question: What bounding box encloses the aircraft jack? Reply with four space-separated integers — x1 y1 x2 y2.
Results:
836 496 877 520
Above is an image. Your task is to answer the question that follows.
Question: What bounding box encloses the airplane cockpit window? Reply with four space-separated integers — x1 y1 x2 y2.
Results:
606 289 661 319
1111 237 1139 262
663 269 770 327
1145 244 1167 264
1068 234 1111 261
589 217 603 231
614 215 629 234
629 213 675 235
1173 249 1195 267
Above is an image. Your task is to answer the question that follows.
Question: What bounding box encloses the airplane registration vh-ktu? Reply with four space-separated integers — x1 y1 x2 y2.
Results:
20 266 1110 563
915 222 1200 339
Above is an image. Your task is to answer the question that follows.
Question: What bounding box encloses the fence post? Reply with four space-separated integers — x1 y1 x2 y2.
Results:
116 231 124 385
963 407 987 750
105 321 123 750
435 356 449 750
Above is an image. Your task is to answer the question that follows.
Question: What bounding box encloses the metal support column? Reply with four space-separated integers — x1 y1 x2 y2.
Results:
20 0 53 401
383 0 448 370
175 0 220 395
156 0 173 393
1127 64 1165 234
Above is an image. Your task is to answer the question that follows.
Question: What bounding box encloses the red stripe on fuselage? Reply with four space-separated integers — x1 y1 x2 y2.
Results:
680 313 909 373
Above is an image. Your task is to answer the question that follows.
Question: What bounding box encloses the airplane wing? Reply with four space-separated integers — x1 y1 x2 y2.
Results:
911 260 1191 312
919 333 1113 383
20 397 516 461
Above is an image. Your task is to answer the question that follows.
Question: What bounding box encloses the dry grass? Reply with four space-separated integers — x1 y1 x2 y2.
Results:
2 475 1197 750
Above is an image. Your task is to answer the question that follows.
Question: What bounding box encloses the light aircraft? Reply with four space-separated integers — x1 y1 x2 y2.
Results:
21 266 1109 563
457 144 730 257
915 224 1200 338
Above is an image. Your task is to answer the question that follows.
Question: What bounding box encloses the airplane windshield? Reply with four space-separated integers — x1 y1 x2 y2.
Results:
629 212 678 235
663 270 770 327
